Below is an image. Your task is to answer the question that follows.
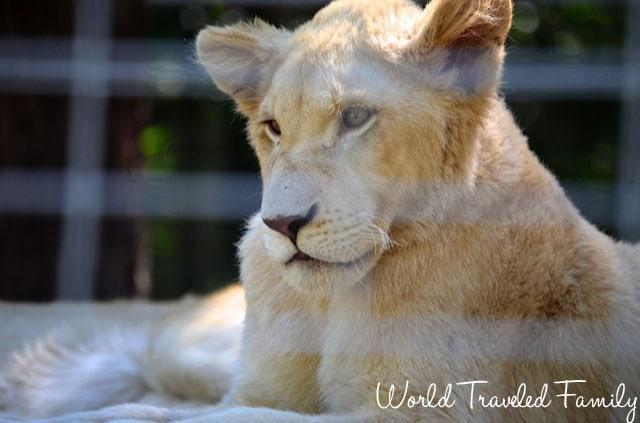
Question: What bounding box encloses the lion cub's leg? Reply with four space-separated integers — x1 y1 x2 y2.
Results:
229 223 328 413
227 281 327 413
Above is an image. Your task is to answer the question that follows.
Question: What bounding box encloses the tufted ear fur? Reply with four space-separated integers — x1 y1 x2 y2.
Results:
420 0 512 48
196 19 290 111
409 0 513 94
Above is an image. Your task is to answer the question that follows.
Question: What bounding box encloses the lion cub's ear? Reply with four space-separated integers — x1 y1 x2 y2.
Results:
196 19 290 110
410 0 513 94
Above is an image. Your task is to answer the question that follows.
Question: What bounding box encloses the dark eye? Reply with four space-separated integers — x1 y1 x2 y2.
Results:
265 119 281 136
342 106 373 129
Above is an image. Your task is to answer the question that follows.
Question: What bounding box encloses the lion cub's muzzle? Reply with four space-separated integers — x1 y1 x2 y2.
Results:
262 204 317 261
259 168 389 266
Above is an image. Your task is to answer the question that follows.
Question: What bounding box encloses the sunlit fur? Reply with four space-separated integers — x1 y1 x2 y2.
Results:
1 0 639 421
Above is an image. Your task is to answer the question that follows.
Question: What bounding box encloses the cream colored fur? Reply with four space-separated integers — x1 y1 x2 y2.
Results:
0 288 244 419
2 0 640 421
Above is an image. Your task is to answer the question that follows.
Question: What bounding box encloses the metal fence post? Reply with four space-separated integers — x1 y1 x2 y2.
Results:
56 0 112 299
616 0 640 242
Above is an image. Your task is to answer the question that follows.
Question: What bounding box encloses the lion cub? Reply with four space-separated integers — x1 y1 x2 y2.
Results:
195 0 640 420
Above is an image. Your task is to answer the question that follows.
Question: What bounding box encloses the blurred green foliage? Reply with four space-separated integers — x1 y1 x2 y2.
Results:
151 219 241 299
510 101 618 183
140 125 175 170
510 3 624 48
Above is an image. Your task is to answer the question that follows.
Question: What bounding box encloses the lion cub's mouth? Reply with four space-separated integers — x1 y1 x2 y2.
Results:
286 251 320 265
285 250 373 268
289 251 315 263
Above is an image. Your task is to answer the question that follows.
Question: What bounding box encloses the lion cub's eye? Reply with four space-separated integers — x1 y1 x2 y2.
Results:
342 106 373 129
264 119 281 137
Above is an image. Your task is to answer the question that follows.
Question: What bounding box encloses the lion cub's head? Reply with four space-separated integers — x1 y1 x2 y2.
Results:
197 0 512 294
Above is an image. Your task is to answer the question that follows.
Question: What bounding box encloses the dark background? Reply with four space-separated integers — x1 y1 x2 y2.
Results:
0 0 638 301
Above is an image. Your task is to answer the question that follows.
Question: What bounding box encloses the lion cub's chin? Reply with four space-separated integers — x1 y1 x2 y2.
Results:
280 254 377 296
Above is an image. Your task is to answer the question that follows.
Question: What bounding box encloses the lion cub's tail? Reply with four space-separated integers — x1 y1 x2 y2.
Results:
0 285 244 419
0 326 151 418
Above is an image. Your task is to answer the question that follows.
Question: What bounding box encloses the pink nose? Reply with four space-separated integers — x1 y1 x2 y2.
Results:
262 206 316 243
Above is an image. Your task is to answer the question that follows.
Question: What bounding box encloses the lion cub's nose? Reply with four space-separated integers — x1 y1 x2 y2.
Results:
262 205 317 243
